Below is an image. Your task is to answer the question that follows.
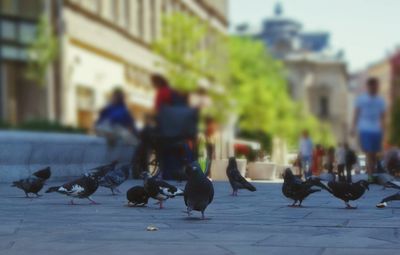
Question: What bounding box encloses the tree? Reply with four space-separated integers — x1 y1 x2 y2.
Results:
228 37 335 147
26 15 58 86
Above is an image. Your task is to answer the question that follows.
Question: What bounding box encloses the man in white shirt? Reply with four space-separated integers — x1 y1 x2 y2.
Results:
299 130 313 178
352 77 386 180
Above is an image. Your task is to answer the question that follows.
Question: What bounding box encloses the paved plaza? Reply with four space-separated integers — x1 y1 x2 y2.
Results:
1 179 400 255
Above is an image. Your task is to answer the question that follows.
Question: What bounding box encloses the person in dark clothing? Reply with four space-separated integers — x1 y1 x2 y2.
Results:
345 144 358 183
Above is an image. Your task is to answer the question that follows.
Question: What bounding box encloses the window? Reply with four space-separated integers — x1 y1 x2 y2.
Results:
124 0 130 29
19 22 37 44
0 20 17 40
150 0 157 41
319 96 329 118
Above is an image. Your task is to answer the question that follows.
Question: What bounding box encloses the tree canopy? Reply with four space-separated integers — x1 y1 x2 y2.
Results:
153 12 335 148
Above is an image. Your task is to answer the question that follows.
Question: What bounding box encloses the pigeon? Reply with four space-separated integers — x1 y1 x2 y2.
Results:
282 168 322 207
323 180 369 209
99 164 130 195
184 162 214 219
226 157 256 196
126 186 149 207
45 171 103 205
376 191 400 208
11 167 51 197
143 172 184 209
87 160 118 178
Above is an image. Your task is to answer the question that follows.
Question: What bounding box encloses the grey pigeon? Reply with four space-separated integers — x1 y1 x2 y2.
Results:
127 186 149 207
143 172 184 209
99 164 130 194
87 160 118 179
46 170 103 205
11 167 51 197
184 161 214 219
226 157 256 196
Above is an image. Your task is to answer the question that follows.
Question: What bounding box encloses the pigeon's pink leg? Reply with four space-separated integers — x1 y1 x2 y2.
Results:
159 200 163 209
69 199 75 205
87 197 99 205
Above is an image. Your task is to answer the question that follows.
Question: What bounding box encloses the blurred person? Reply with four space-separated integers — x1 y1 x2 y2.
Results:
204 116 217 177
345 143 358 183
299 130 313 178
384 146 400 176
152 74 188 111
95 88 138 146
352 77 386 182
326 146 335 175
311 144 325 176
336 143 346 181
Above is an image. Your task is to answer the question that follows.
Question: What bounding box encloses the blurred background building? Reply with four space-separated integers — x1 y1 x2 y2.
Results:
235 3 348 143
0 0 228 130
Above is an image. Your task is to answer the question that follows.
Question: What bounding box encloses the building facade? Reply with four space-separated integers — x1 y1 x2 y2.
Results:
0 0 229 130
285 53 349 142
235 3 348 143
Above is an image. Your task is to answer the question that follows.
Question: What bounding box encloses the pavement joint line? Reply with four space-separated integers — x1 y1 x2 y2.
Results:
316 247 327 255
215 244 235 255
252 235 273 245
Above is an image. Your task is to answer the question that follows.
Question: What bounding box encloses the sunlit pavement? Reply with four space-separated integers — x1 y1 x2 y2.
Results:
1 180 400 255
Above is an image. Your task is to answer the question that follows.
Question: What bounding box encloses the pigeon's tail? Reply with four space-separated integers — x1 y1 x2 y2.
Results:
244 181 256 192
307 178 332 194
45 186 60 193
308 188 321 195
33 167 51 180
385 181 400 190
11 181 19 187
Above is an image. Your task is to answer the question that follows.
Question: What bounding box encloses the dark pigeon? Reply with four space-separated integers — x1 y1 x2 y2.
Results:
99 164 130 195
184 162 214 219
11 167 51 197
322 180 369 209
143 172 184 209
126 186 149 207
45 171 102 205
282 168 322 207
226 157 256 196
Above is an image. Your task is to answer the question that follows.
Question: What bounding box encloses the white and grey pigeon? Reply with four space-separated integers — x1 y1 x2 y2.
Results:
99 164 130 195
184 161 214 219
143 172 184 209
45 170 103 205
376 181 400 208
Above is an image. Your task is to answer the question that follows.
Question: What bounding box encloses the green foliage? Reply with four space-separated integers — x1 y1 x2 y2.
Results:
153 13 335 147
152 12 209 92
239 130 272 154
26 15 58 86
229 37 335 147
153 12 230 122
391 97 400 146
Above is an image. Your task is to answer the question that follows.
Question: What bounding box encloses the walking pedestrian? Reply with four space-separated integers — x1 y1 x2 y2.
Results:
299 130 313 178
352 77 386 182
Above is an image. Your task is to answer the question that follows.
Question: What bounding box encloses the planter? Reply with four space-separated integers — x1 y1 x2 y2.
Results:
247 162 276 180
210 158 247 181
275 165 291 179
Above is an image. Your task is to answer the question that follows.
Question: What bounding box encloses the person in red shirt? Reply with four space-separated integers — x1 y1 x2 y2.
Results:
152 74 173 111
311 144 325 176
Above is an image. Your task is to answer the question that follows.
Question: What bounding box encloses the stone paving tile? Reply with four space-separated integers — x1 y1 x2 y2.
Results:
1 180 400 254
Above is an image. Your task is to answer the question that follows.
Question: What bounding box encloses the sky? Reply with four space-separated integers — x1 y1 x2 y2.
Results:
229 0 400 72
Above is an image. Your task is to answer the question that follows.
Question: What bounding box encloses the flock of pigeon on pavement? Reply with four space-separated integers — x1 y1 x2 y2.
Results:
10 157 400 219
